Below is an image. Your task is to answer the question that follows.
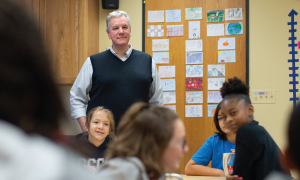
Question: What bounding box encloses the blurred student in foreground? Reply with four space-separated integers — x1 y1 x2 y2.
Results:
265 102 300 180
97 102 188 180
0 0 99 179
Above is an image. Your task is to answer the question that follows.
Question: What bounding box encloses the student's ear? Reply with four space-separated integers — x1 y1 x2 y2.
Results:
248 104 254 117
84 123 88 132
283 147 296 170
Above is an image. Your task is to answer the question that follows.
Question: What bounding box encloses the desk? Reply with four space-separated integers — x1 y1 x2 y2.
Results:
180 175 226 180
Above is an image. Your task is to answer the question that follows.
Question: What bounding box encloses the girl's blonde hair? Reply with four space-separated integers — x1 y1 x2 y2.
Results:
86 106 116 139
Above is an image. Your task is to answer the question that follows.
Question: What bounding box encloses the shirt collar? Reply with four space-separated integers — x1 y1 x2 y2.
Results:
109 45 133 62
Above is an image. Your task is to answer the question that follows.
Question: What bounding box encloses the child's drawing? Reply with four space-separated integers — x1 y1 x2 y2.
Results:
186 91 203 103
207 10 224 22
186 40 203 52
208 105 218 117
218 38 235 50
218 50 236 63
186 52 203 64
186 65 203 77
163 92 176 104
185 105 202 117
225 22 243 35
148 10 164 22
167 25 184 37
208 65 225 77
153 52 169 64
185 8 202 20
208 78 225 90
186 78 203 90
164 105 176 112
207 91 223 103
166 9 181 22
207 24 224 36
188 21 200 39
152 39 169 51
161 79 176 91
225 8 243 21
147 25 164 37
158 66 175 78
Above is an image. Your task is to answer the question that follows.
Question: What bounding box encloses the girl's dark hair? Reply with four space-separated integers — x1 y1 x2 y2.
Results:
213 103 227 140
220 76 251 105
105 102 179 179
0 0 64 139
287 102 300 170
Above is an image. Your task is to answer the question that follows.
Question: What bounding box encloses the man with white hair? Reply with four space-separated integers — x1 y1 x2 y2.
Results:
70 11 163 132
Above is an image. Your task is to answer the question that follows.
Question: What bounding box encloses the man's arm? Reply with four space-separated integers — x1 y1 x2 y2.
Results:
70 57 93 132
149 58 164 106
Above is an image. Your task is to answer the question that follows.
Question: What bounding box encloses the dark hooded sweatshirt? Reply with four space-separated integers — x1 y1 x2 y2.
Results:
71 132 112 169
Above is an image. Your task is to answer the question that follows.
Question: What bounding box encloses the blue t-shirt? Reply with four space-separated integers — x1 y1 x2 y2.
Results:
191 134 235 170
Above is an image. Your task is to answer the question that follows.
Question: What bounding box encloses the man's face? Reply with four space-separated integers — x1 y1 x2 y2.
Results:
106 16 131 47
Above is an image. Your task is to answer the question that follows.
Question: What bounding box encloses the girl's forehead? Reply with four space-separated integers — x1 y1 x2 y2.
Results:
221 98 244 109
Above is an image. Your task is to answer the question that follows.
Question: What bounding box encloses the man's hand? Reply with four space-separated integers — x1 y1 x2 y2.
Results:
77 117 87 132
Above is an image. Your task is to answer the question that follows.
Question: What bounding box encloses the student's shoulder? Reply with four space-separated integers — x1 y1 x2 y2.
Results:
206 134 222 144
237 121 270 142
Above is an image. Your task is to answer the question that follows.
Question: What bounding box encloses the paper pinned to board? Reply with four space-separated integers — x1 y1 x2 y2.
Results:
225 8 243 21
148 11 164 22
218 50 236 63
153 52 169 64
207 24 224 36
207 64 225 77
189 21 200 39
186 65 203 77
158 66 175 78
147 25 164 37
185 7 202 20
186 91 203 104
186 40 203 52
161 79 176 91
218 38 235 50
185 105 203 117
152 39 169 51
163 92 176 104
208 104 218 117
166 9 181 22
208 78 225 90
207 91 223 103
186 52 203 64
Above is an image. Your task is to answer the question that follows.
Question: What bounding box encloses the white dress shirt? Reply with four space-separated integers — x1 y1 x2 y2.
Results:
70 45 164 120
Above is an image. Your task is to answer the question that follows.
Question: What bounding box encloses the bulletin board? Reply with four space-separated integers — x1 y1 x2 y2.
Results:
143 0 248 174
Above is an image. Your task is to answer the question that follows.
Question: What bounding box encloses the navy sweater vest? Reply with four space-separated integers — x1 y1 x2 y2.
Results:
87 49 152 127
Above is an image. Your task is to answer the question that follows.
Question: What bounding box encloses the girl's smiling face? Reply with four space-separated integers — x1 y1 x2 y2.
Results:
218 110 231 134
87 111 110 146
220 98 254 133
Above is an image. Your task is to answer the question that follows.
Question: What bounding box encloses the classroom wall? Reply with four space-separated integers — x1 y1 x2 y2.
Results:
58 0 300 150
249 0 300 150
